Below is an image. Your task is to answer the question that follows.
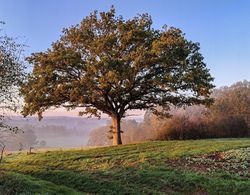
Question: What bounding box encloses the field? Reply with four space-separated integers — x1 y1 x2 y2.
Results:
0 138 250 194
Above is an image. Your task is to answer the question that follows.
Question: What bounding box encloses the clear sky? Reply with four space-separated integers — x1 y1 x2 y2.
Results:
1 0 249 87
1 1 250 119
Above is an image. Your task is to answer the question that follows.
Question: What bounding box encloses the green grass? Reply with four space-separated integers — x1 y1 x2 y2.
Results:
0 138 250 194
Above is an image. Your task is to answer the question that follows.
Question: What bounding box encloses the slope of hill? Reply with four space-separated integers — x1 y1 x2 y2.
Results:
0 139 250 194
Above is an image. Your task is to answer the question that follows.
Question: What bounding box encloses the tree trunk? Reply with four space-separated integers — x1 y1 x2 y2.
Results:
0 145 6 163
111 115 122 145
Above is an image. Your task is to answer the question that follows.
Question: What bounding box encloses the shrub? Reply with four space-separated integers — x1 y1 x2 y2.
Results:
156 115 248 140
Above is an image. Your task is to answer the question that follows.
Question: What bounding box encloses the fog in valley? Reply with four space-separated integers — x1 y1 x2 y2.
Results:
4 116 108 151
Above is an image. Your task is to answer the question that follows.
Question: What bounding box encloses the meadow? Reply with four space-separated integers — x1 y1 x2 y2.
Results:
0 138 249 194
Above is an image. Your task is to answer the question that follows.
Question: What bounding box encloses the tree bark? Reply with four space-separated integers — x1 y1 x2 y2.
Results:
111 115 122 145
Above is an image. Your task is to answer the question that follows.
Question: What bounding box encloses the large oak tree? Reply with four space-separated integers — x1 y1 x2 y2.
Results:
21 8 214 145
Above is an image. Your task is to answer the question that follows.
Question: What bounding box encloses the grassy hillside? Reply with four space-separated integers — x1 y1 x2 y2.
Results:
0 138 250 194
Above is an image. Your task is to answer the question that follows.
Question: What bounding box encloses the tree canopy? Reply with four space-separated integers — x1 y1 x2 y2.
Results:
21 7 214 145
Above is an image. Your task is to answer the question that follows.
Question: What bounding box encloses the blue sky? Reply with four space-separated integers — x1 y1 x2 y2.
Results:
1 0 249 87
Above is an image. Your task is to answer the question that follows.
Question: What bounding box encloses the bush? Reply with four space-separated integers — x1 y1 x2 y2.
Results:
156 115 248 140
207 116 248 138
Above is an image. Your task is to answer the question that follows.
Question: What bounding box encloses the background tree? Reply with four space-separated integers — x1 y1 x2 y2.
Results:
39 140 47 148
0 22 26 157
22 7 214 145
0 22 25 112
211 80 250 127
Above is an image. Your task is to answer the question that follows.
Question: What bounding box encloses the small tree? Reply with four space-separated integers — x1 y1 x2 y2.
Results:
0 22 25 112
21 8 214 145
0 22 25 155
